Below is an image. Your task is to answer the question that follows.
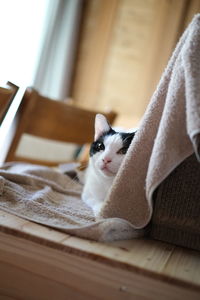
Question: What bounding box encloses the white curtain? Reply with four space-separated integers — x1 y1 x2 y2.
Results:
34 0 83 99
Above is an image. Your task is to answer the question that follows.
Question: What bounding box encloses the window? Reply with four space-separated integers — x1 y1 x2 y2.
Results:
0 0 50 87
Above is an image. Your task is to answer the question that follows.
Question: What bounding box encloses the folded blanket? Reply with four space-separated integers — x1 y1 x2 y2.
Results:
100 14 200 227
0 15 200 242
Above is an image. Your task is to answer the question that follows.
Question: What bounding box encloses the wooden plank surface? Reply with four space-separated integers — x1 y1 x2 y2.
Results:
0 229 200 300
0 209 200 293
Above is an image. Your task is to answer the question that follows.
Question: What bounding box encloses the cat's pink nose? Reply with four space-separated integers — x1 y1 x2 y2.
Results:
103 157 112 164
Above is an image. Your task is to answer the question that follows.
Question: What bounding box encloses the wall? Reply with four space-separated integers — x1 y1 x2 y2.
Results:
71 0 200 128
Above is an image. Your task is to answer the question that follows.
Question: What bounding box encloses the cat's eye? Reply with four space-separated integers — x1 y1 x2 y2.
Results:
96 142 105 151
117 147 127 155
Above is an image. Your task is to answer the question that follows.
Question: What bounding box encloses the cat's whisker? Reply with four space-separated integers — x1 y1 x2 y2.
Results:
65 172 80 183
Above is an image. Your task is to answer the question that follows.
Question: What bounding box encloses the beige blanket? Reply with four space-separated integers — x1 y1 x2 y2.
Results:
0 162 142 241
0 15 200 241
100 14 200 226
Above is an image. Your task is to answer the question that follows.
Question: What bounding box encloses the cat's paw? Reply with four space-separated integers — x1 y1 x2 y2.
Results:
93 202 103 217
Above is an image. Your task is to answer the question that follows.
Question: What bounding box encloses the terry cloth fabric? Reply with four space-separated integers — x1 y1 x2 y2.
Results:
0 162 142 241
99 14 200 226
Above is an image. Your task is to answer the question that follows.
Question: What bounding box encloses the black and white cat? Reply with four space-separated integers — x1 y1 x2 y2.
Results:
82 114 135 217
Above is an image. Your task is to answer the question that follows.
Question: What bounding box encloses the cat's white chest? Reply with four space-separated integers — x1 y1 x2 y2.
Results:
82 164 114 216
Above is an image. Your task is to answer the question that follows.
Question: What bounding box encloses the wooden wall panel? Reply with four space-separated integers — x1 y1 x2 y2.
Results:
71 0 199 128
71 0 119 110
183 0 200 28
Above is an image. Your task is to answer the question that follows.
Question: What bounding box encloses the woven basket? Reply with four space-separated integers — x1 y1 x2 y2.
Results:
150 154 200 251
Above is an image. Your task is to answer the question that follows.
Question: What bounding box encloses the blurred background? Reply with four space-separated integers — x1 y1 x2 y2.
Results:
0 0 199 162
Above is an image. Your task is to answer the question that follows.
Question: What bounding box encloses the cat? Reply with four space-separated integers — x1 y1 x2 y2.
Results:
82 113 135 217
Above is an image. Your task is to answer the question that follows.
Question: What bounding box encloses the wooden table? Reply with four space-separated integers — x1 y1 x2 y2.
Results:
0 210 199 300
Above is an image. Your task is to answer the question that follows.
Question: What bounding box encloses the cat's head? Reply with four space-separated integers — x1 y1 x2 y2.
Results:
89 114 135 178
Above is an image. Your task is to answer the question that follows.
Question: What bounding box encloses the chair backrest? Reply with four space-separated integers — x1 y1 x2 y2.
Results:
5 89 117 166
0 83 18 124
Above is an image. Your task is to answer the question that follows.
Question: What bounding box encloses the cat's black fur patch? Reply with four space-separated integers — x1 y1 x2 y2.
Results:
120 132 135 148
90 129 136 157
90 128 116 157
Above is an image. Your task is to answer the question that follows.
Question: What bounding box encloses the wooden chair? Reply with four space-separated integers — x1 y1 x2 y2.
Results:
0 82 18 124
5 88 117 166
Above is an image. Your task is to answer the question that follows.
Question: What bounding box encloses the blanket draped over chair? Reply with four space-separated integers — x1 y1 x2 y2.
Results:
0 15 200 242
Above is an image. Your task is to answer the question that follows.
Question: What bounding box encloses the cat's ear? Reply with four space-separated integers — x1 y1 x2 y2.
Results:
94 114 110 141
